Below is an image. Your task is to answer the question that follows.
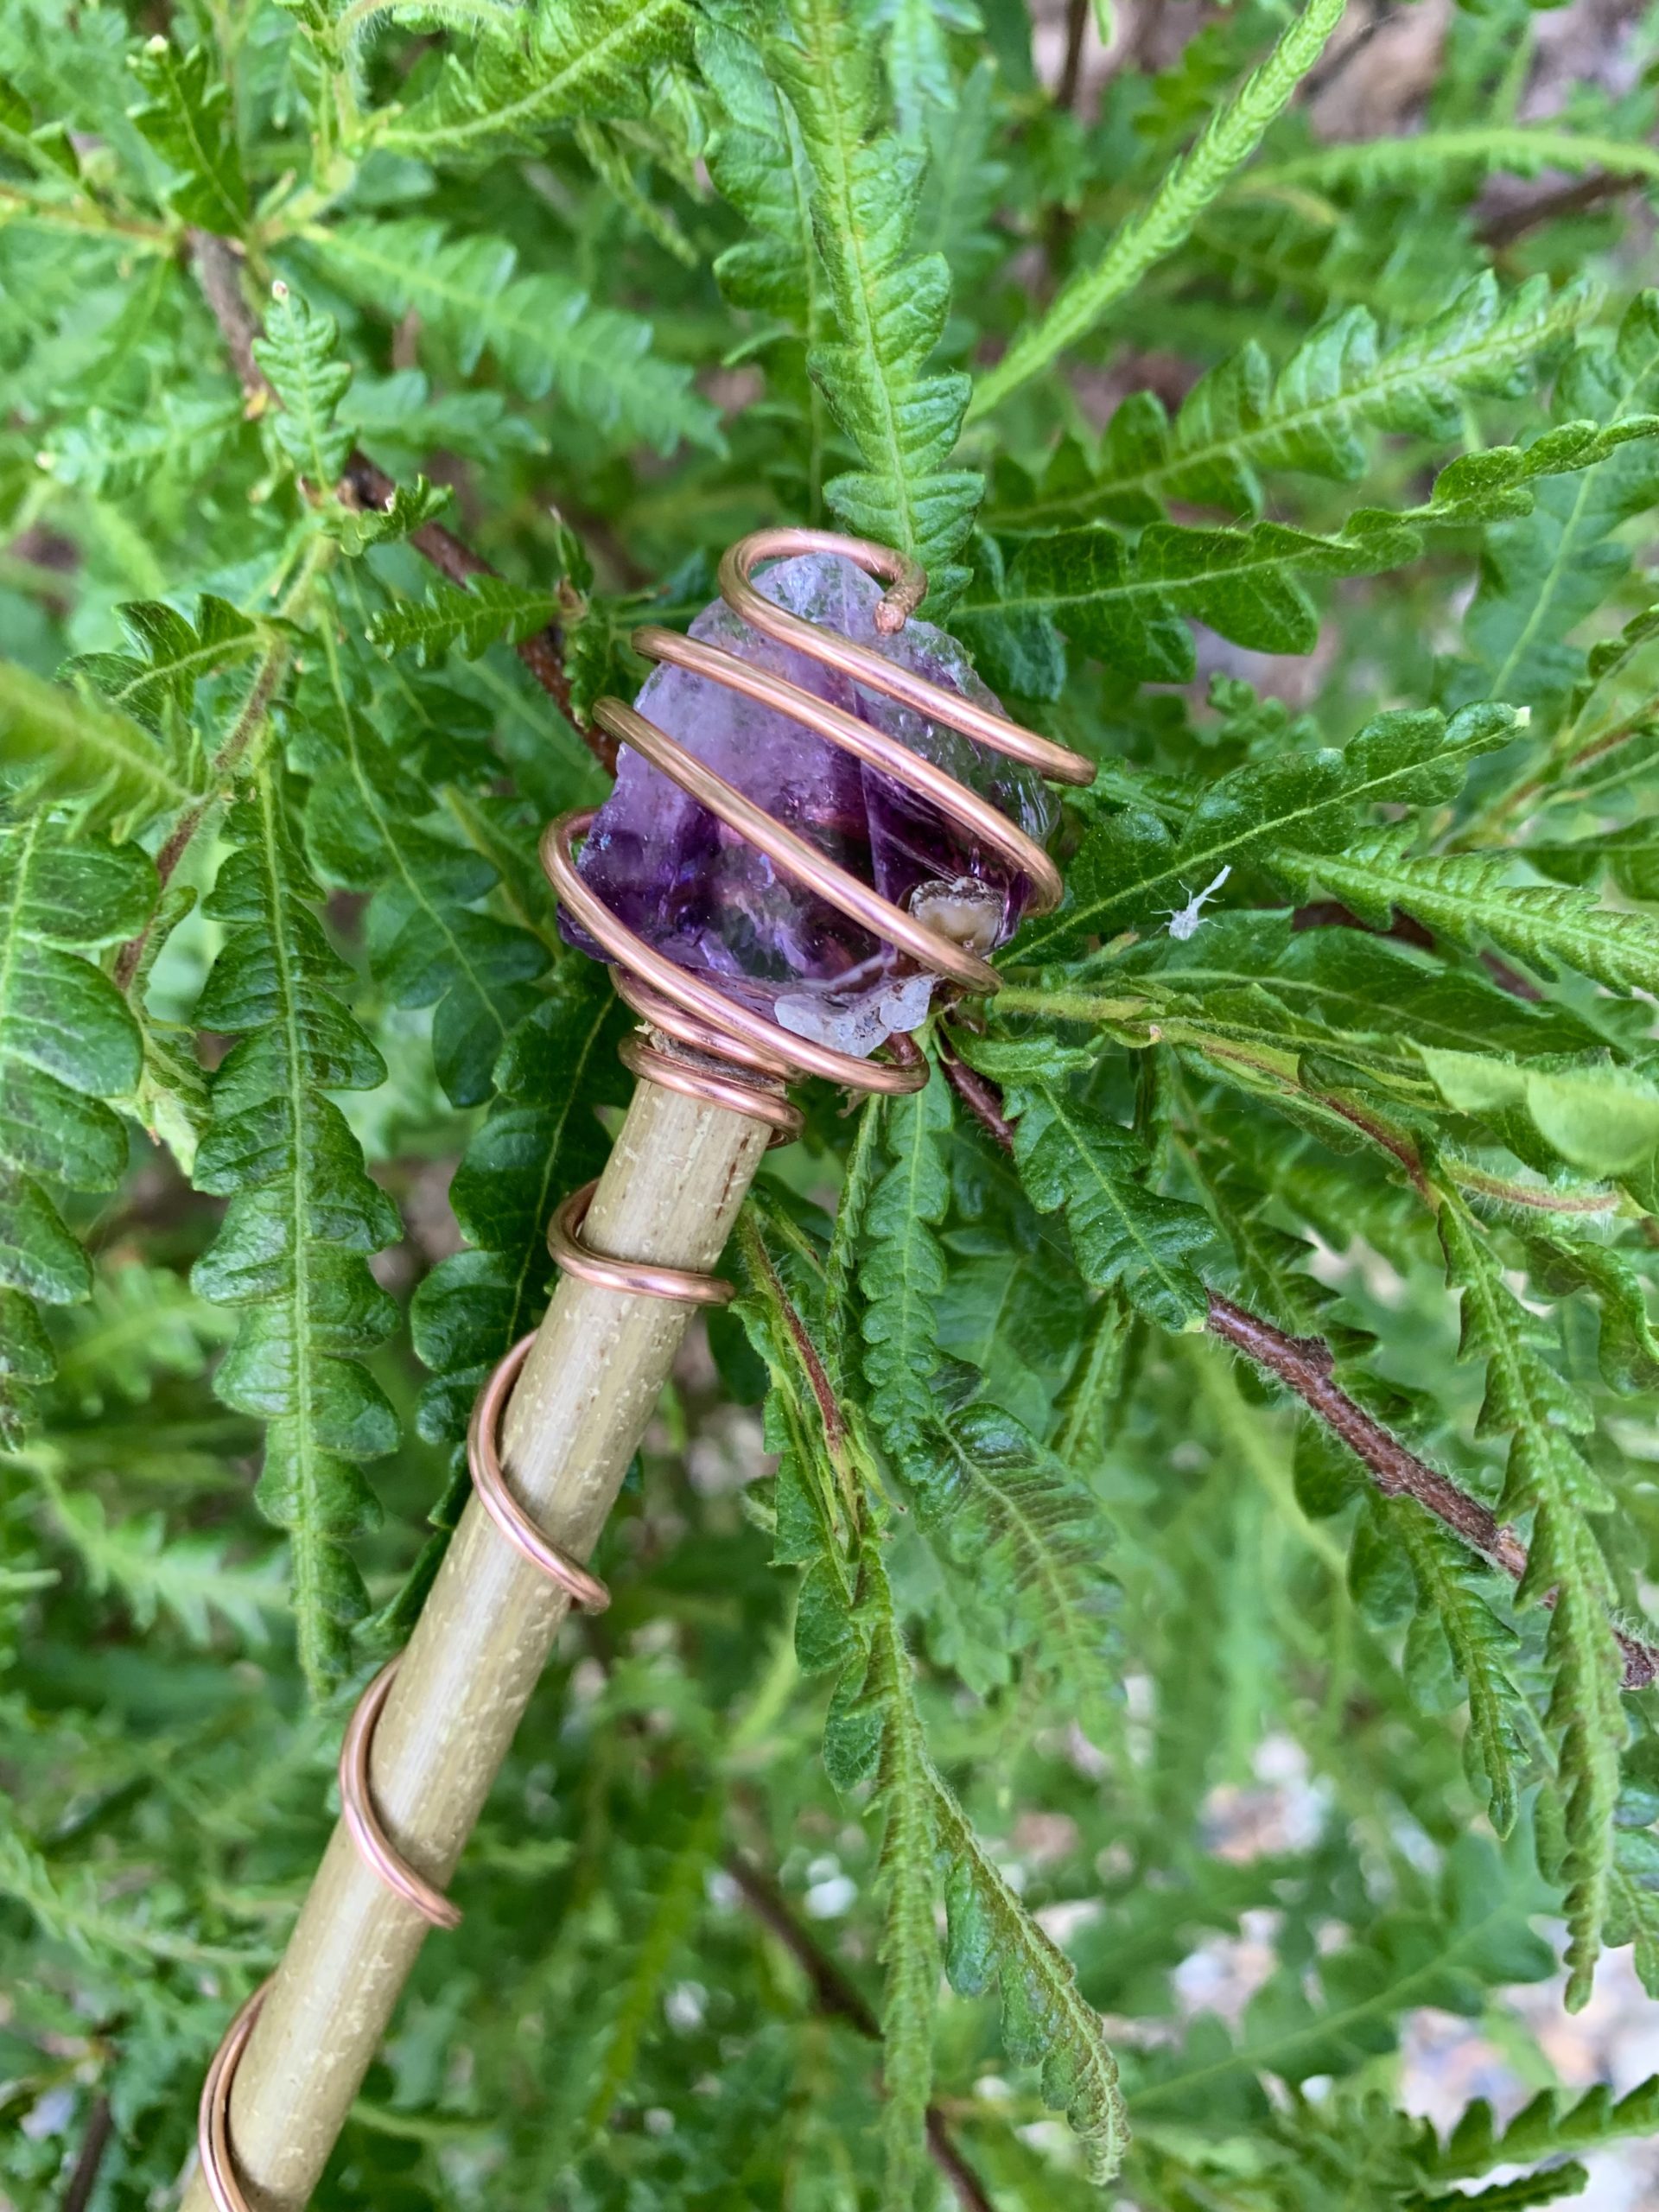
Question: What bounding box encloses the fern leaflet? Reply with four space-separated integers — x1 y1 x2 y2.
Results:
190 767 401 1694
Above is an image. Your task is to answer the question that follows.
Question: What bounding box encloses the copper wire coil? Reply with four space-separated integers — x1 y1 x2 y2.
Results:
549 1179 735 1305
199 1321 626 2200
468 1332 613 1609
620 1033 803 1143
540 524 1096 1108
339 1656 464 1930
197 1980 267 2212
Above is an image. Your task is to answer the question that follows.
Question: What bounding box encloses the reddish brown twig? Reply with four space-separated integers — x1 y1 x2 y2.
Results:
1479 168 1647 249
938 1028 1659 1691
60 2094 113 2212
1057 0 1091 111
187 232 613 772
1205 1293 1658 1691
722 1851 996 2212
741 1221 849 1462
936 1027 1016 1150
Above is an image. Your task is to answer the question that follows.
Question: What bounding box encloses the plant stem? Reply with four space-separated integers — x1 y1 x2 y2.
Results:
722 1851 996 2212
186 231 612 771
60 2094 113 2212
180 1080 772 2212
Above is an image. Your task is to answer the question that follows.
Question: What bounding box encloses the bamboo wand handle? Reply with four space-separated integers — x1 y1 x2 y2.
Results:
184 1077 771 2212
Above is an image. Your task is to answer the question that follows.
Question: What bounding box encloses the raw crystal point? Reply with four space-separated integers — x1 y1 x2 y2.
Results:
565 553 1057 1057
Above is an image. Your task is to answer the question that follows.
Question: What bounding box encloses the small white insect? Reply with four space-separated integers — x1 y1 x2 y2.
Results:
1159 863 1231 941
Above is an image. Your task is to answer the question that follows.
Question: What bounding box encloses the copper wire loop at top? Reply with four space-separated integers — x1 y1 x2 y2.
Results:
620 1032 803 1143
468 1333 613 1611
339 1657 464 1931
540 526 1096 1103
197 1980 268 2212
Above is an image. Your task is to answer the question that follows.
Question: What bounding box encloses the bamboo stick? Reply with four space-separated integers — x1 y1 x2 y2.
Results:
183 1075 771 2212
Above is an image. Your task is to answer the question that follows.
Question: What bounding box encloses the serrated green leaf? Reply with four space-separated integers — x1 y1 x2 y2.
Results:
1020 702 1516 959
0 657 207 834
0 819 153 1441
992 273 1597 531
251 282 353 487
368 576 564 664
771 0 981 607
301 218 721 456
1277 830 1659 999
1000 1077 1221 1330
126 35 246 234
376 0 696 167
190 766 398 1694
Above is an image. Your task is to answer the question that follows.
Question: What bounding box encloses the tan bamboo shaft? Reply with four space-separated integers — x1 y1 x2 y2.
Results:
183 1077 771 2212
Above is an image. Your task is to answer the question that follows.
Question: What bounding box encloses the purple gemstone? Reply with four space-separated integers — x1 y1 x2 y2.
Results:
563 553 1056 1057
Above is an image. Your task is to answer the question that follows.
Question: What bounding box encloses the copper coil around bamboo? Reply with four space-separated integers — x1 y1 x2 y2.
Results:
197 1980 267 2212
540 525 1096 1109
549 1179 735 1305
339 1656 464 1930
467 1332 614 1606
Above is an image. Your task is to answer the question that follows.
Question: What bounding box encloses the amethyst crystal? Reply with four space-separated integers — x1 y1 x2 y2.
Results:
565 553 1056 1057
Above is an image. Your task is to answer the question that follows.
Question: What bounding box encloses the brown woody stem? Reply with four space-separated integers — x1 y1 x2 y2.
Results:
722 1851 996 2212
187 232 613 772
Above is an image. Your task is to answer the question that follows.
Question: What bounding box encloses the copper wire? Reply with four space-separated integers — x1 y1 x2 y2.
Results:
467 1332 613 1608
198 529 1093 2198
540 525 1095 1105
549 1179 735 1305
619 1033 804 1142
196 1979 266 2212
338 1656 464 1930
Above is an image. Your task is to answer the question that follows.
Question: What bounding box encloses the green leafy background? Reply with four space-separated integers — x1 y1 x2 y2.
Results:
3 0 1659 2205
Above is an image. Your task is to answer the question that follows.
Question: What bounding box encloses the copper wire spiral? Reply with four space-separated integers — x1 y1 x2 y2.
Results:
196 528 1092 2209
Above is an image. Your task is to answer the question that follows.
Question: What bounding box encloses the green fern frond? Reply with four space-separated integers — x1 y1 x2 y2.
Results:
1459 294 1659 725
300 218 721 454
126 35 246 235
410 971 625 1445
367 576 565 664
48 1262 234 1413
963 412 1659 700
40 391 246 499
1275 830 1659 999
1433 2073 1659 2180
860 1065 954 1463
190 766 401 1695
0 822 154 1445
1439 1196 1624 2006
1388 1498 1525 1835
772 0 981 606
981 1053 1222 1331
373 0 696 166
934 1778 1128 2179
991 273 1597 531
1242 125 1659 200
1018 702 1518 960
969 0 1346 418
28 1461 285 1645
867 1611 940 2205
296 620 548 1107
0 658 207 831
66 593 261 734
252 282 354 486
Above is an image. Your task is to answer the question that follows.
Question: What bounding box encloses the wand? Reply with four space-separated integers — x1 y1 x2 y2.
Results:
189 527 1093 2212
